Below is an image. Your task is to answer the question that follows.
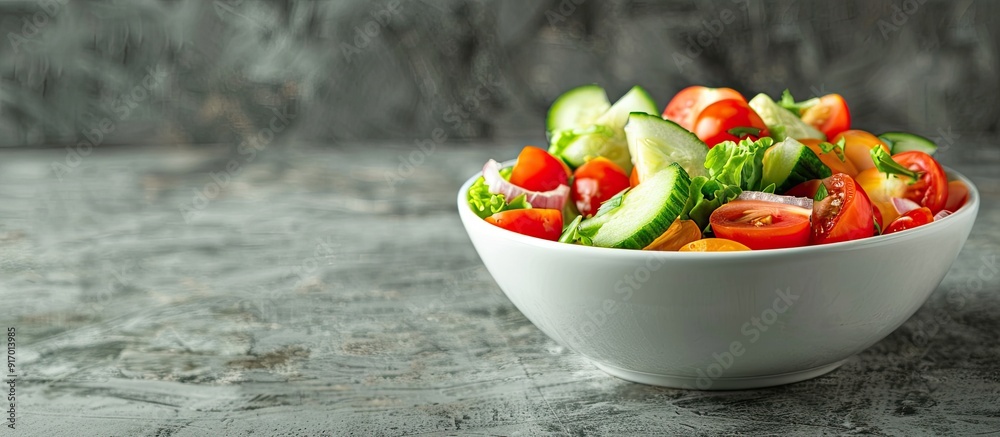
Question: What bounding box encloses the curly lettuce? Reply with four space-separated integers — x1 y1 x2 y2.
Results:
681 137 777 231
705 136 773 191
467 167 530 219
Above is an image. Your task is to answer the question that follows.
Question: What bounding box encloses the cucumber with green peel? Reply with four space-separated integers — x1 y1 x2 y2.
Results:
594 86 658 132
761 138 832 194
586 163 691 249
879 131 938 155
625 112 709 181
547 85 658 173
546 85 611 134
548 125 632 172
748 93 826 142
578 207 614 237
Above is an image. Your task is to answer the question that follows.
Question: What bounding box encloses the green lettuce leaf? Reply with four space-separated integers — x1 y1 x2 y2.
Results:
705 137 773 192
681 176 743 232
467 172 530 219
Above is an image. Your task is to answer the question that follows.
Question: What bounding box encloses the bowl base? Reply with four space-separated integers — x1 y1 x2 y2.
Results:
593 360 847 390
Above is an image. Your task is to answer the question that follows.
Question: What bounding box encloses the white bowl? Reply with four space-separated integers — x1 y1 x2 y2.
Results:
458 163 979 390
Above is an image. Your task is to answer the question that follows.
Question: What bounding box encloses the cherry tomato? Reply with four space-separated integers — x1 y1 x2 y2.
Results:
800 94 851 139
944 180 969 212
893 151 948 214
858 150 948 222
830 130 890 173
785 179 821 198
709 200 812 250
693 99 770 148
883 207 934 235
485 209 563 241
799 138 859 177
662 86 747 131
811 174 875 245
509 146 571 192
571 157 631 217
679 238 752 252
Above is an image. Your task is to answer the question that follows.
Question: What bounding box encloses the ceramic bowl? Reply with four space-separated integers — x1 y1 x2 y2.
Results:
457 162 979 389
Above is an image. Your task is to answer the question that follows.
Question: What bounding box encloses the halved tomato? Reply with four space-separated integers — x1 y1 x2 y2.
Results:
856 150 948 223
509 146 571 192
662 86 746 131
830 130 890 173
883 207 934 235
485 209 563 241
811 174 875 245
800 94 851 139
693 99 770 148
892 151 948 214
571 157 631 217
709 200 812 250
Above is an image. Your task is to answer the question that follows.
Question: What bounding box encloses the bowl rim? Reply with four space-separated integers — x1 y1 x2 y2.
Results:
457 159 980 259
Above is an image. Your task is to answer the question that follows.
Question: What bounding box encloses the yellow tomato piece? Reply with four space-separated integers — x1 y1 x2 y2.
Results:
642 219 703 251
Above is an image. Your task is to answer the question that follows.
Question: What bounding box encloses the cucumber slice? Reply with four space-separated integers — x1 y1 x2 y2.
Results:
594 86 658 131
879 132 938 156
548 126 631 172
748 93 826 142
761 138 833 194
587 163 691 249
578 207 614 236
547 86 658 173
546 84 611 133
625 112 709 181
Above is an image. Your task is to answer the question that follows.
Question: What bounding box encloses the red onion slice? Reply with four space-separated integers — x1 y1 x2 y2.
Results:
892 197 921 215
736 191 813 209
933 210 952 221
482 159 569 210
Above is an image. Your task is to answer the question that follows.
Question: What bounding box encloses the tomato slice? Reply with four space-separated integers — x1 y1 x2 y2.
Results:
662 86 746 131
571 157 631 217
811 174 875 245
509 146 571 192
800 94 851 139
944 180 969 212
693 99 770 148
709 200 812 250
485 209 563 241
892 151 948 214
799 138 859 177
883 207 934 235
679 238 751 252
830 130 890 173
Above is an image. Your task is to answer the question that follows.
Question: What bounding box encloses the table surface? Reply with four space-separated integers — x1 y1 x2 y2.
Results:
3 142 999 436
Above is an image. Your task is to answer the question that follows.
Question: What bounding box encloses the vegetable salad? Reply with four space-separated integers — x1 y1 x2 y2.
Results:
467 85 968 251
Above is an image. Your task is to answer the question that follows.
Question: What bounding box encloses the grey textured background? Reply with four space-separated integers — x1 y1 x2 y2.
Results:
0 0 997 148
